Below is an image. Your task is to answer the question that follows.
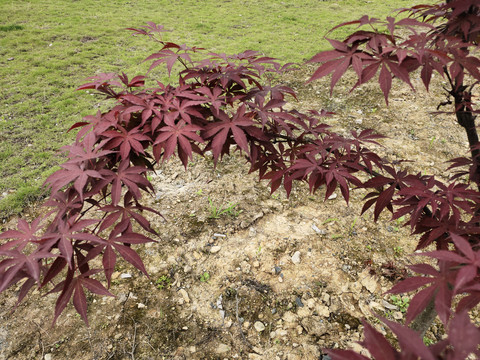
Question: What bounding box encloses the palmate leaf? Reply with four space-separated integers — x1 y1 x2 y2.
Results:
51 268 113 326
84 226 152 287
153 119 203 167
102 125 150 160
102 161 153 205
203 105 255 161
389 261 457 325
0 217 43 251
40 218 100 268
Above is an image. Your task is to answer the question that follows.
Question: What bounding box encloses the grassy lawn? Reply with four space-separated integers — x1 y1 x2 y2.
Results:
0 0 420 218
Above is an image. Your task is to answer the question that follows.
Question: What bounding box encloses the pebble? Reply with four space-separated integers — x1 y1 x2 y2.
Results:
312 224 327 235
273 266 282 274
291 251 301 265
178 289 190 303
213 233 226 239
44 354 53 360
183 265 192 273
120 273 132 279
278 276 284 283
254 321 266 332
210 246 222 254
327 193 338 200
216 343 231 354
295 297 304 307
252 260 260 268
137 303 146 309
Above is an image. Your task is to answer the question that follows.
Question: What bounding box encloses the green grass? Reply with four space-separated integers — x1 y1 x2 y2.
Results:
0 0 421 218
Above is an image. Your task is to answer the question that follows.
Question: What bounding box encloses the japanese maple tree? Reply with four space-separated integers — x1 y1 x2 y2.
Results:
306 0 480 358
0 0 479 358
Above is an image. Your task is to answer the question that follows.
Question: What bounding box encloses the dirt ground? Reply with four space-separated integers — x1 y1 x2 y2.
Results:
0 66 479 360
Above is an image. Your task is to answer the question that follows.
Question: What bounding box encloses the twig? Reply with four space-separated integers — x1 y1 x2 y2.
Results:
125 320 138 360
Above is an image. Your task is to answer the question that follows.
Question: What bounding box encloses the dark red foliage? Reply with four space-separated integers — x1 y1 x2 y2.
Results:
0 0 479 357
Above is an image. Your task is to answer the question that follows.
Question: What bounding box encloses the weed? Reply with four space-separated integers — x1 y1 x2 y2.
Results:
155 275 172 290
322 217 339 225
208 197 242 218
393 246 404 257
349 217 358 235
200 272 210 283
423 336 435 346
390 295 409 313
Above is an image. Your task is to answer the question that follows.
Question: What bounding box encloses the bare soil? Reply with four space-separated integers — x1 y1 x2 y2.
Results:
0 66 478 360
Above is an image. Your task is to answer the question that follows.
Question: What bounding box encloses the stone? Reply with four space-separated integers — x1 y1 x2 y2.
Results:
216 343 231 354
327 193 337 200
301 316 328 337
314 304 330 318
360 269 378 293
210 245 222 254
137 303 146 309
44 354 53 360
178 289 190 303
254 321 265 332
291 251 301 265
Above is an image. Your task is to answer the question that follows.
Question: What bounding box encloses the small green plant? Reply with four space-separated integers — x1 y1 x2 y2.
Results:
392 215 406 232
390 295 409 313
349 217 358 235
429 136 436 148
393 246 404 258
423 336 435 346
322 217 339 225
208 197 242 218
155 275 172 289
196 189 203 196
366 244 372 251
200 271 210 282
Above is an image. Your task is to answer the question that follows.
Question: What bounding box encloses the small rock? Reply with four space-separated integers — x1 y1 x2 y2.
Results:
252 260 260 268
360 269 378 293
312 224 327 235
137 303 146 309
178 289 190 303
291 251 301 265
295 297 304 307
213 233 226 239
216 343 231 354
314 304 330 318
322 293 330 304
327 193 337 200
393 311 403 320
189 346 197 353
273 266 282 274
382 300 397 310
355 118 363 124
120 273 132 279
278 276 283 283
44 354 53 360
249 227 257 236
301 316 328 337
7 57 14 61
254 321 266 332
183 265 192 273
210 245 222 254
